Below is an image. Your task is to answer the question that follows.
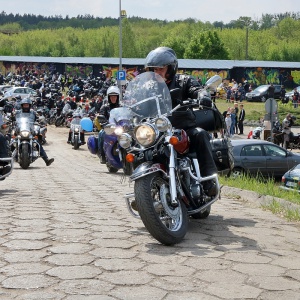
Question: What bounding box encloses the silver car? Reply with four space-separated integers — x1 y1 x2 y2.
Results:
2 86 37 101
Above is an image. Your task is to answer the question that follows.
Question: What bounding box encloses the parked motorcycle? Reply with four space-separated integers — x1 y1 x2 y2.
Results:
105 72 222 245
55 103 74 127
247 124 265 139
267 121 300 150
10 114 40 169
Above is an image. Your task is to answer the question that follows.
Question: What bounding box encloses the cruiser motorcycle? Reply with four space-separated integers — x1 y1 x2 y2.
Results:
102 107 133 174
10 114 40 169
105 72 222 245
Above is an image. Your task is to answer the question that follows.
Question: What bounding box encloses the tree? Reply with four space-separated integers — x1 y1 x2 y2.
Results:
184 31 229 59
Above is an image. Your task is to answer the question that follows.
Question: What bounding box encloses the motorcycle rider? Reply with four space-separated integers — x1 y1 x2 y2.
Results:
0 114 11 176
97 86 121 164
144 46 218 196
14 98 54 166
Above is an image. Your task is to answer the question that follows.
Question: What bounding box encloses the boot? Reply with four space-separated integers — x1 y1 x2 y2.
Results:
100 155 106 164
203 180 217 197
45 158 54 166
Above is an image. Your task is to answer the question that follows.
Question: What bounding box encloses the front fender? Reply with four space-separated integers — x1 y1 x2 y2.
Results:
130 162 168 181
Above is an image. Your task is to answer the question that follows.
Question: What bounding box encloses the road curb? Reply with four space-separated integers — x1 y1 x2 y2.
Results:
221 186 300 216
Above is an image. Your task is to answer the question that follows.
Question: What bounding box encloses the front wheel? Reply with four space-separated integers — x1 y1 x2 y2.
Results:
55 116 64 127
20 144 31 169
73 135 79 150
134 173 188 246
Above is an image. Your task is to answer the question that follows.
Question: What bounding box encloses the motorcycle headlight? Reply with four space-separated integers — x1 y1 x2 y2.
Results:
155 116 171 132
134 123 157 147
114 126 124 136
75 128 79 133
118 133 132 149
20 130 30 138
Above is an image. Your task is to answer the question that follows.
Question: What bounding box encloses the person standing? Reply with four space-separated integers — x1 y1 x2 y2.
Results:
230 107 236 137
292 87 299 108
268 83 275 99
238 104 246 135
225 112 232 138
234 102 239 134
280 85 286 103
282 113 293 149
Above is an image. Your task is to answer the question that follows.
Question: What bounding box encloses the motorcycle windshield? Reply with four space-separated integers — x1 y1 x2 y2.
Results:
16 114 34 132
109 107 133 124
123 72 172 120
62 103 71 114
71 118 81 125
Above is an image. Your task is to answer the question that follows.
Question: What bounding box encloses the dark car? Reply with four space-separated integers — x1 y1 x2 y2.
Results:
245 84 281 102
230 139 300 178
281 164 300 193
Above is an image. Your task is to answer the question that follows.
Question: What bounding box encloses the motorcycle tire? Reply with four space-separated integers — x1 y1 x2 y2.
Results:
73 136 80 150
48 116 56 125
55 117 64 127
134 173 188 246
20 144 30 169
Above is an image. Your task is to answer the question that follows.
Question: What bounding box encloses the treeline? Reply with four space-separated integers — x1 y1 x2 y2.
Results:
1 10 300 30
0 11 300 62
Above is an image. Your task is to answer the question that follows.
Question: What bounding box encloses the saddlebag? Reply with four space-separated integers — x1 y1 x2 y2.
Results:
210 137 234 173
193 107 225 132
169 109 197 130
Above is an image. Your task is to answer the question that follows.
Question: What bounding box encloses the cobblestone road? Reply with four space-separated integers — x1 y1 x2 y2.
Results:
0 125 299 300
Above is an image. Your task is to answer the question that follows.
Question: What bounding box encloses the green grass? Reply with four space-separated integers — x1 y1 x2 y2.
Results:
219 174 300 221
215 98 300 125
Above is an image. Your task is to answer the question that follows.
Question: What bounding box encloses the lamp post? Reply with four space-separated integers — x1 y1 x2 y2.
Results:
245 26 249 60
118 0 126 101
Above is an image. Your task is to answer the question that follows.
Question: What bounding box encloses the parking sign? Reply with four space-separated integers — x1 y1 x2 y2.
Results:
117 70 126 81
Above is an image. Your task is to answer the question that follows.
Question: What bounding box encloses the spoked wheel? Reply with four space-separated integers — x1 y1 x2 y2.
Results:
134 173 188 246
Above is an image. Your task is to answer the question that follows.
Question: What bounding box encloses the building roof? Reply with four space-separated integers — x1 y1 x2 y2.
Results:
1 56 300 69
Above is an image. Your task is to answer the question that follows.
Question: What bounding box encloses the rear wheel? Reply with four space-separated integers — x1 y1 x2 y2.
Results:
135 173 188 245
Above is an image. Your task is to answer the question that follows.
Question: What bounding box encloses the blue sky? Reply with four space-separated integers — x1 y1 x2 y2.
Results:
2 0 300 23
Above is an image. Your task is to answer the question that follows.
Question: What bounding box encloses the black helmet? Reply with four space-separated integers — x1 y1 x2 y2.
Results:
15 95 22 100
145 47 178 81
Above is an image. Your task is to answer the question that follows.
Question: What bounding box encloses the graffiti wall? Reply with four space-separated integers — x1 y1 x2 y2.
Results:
241 68 297 88
0 61 58 76
0 59 299 88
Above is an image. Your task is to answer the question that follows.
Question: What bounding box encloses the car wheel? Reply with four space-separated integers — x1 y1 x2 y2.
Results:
230 167 244 178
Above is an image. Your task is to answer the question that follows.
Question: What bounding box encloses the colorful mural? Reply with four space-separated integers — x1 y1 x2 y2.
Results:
1 62 57 76
65 64 93 78
0 60 299 88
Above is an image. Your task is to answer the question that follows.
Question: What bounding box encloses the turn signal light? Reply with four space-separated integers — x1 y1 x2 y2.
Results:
126 153 135 163
169 136 179 145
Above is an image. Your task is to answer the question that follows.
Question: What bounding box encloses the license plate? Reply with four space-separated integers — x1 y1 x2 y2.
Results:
286 181 297 187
